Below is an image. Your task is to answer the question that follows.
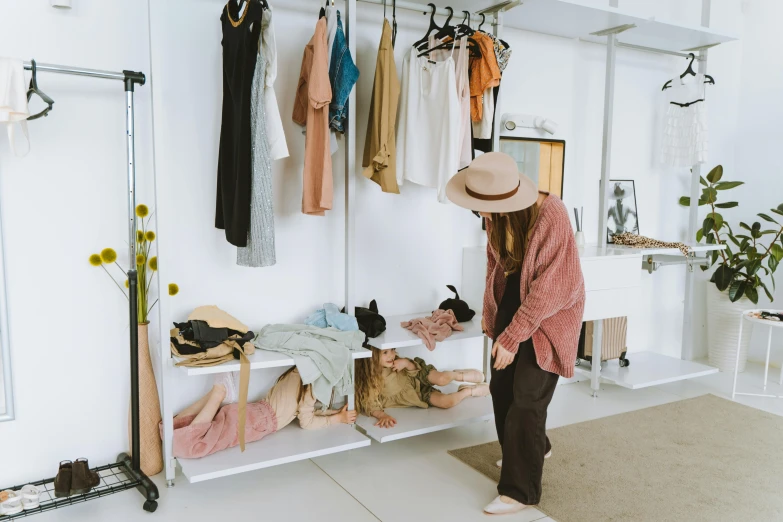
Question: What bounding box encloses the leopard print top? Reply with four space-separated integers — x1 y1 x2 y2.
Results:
611 233 691 256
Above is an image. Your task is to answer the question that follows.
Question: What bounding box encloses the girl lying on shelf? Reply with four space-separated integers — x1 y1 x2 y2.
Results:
356 348 489 428
164 368 356 459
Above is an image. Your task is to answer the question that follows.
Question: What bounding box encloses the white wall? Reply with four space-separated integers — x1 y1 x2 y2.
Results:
730 0 783 363
0 1 155 483
0 0 768 485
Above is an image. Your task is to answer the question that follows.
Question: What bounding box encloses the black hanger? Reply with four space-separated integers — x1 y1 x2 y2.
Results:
662 53 715 91
478 13 486 31
26 60 54 121
392 0 397 47
412 3 441 49
432 6 454 39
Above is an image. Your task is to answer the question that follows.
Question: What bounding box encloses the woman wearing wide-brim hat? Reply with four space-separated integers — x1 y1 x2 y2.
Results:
447 152 585 516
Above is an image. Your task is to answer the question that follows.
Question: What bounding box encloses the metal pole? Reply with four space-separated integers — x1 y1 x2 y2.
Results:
125 80 141 472
597 32 617 249
591 31 618 397
681 0 711 361
23 61 126 81
491 10 503 153
345 0 357 413
356 0 486 21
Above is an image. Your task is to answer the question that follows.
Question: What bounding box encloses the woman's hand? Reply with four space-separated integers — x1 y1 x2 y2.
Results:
335 405 357 424
492 340 515 370
372 411 397 428
392 358 415 372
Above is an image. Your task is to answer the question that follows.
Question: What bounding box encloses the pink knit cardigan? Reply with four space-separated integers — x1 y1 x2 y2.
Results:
483 195 585 378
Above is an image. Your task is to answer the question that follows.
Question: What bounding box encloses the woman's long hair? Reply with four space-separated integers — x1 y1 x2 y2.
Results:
355 349 384 415
488 203 540 274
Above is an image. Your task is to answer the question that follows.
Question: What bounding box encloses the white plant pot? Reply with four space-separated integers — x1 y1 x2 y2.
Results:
706 284 752 372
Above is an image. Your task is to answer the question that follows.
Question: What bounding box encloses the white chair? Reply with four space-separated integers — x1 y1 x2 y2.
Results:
732 309 783 399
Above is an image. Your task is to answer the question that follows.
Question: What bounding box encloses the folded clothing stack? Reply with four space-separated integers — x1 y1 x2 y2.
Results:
170 305 255 368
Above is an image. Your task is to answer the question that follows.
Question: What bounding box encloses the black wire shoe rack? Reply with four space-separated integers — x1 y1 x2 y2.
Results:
1 454 158 517
1 61 160 517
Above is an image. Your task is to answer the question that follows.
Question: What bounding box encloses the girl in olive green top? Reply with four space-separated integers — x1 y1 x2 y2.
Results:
356 348 489 428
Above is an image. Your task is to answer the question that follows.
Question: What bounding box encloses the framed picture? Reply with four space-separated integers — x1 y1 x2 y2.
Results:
606 180 639 243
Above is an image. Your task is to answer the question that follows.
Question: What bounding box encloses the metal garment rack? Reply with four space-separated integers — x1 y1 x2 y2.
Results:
590 0 723 395
2 60 160 515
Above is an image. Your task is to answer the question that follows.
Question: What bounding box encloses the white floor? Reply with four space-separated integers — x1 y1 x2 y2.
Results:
28 362 783 522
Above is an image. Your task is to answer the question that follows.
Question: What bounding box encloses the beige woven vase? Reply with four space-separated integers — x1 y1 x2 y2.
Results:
129 323 163 476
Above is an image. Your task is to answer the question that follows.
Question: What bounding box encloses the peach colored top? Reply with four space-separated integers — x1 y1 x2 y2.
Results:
469 32 501 122
293 18 333 216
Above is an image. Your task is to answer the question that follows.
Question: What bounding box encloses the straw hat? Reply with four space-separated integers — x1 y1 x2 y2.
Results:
446 152 538 213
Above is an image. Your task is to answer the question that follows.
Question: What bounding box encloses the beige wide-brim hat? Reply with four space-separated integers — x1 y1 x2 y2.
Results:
446 152 538 213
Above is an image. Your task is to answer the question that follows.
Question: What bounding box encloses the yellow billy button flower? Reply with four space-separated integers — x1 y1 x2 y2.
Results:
100 248 117 264
89 254 103 267
168 283 179 296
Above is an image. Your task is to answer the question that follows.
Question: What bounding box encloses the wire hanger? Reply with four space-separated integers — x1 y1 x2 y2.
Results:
412 3 441 49
662 53 715 91
26 60 54 121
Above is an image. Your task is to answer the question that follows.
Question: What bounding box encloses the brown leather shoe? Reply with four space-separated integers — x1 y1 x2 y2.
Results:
70 459 100 495
54 461 72 498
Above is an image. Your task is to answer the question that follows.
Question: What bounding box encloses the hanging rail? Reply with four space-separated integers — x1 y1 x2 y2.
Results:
355 0 513 21
22 61 145 83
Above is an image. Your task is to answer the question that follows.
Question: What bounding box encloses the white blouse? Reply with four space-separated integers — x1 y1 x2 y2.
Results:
260 7 289 161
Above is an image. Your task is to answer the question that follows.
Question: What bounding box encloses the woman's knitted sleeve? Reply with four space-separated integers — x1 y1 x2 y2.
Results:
496 201 583 353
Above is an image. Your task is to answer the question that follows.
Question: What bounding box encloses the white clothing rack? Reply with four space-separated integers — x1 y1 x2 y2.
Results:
157 0 738 485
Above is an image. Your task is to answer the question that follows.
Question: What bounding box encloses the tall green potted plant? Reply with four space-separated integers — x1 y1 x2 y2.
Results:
88 204 178 476
680 165 783 371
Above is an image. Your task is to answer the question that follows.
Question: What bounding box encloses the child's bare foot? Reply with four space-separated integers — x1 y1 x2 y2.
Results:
453 369 484 383
458 383 490 397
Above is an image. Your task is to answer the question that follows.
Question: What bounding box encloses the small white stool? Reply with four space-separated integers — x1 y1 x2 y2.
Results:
732 309 783 399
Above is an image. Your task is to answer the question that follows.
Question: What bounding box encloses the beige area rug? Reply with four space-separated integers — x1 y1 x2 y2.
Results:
448 394 783 522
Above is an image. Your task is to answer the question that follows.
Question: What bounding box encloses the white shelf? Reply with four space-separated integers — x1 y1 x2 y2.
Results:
581 243 726 259
574 351 718 390
177 424 371 483
366 314 484 350
503 0 640 41
355 396 494 443
500 0 737 53
177 346 372 376
613 15 737 53
610 244 727 256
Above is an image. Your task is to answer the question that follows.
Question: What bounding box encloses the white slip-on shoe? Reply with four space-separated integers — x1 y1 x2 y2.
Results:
213 371 239 404
483 495 528 515
0 490 23 516
496 449 552 468
20 485 41 510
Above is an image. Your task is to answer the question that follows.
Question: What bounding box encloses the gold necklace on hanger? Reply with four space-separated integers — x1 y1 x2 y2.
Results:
226 0 249 27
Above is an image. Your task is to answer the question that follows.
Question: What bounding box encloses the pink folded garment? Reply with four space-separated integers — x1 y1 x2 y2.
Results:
401 309 464 351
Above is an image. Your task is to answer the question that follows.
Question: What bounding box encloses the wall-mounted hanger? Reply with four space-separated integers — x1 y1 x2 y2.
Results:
26 60 54 121
662 53 715 91
412 3 440 49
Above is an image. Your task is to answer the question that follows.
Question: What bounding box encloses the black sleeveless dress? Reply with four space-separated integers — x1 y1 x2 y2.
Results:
215 1 263 247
